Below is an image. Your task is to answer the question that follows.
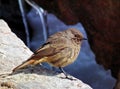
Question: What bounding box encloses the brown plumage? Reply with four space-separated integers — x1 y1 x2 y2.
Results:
13 28 86 73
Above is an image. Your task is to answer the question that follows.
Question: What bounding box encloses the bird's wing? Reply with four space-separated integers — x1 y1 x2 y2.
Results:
28 36 70 60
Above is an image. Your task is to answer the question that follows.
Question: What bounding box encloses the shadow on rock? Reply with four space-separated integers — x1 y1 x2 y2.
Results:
11 65 58 76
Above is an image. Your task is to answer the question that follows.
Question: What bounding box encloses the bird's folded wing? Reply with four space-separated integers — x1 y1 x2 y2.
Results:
28 37 70 60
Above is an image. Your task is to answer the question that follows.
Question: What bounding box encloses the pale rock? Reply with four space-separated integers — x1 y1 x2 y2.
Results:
0 20 33 73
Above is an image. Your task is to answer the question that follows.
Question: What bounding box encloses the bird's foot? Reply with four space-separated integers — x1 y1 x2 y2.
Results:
60 74 77 80
59 67 76 80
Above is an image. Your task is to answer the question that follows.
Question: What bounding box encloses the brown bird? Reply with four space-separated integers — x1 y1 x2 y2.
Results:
13 28 87 79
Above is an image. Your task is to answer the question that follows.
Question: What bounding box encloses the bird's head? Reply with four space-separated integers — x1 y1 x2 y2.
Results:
66 28 87 44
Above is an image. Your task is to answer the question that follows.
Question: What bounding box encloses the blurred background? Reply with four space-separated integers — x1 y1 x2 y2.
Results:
0 0 116 89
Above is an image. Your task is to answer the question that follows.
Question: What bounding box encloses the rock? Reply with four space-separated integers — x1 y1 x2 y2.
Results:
0 20 33 74
0 20 92 89
0 66 92 89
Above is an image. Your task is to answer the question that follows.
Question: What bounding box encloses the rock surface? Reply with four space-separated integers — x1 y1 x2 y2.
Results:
0 66 92 89
0 20 33 74
0 20 92 89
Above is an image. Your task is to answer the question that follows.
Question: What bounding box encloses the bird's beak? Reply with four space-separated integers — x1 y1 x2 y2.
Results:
82 38 87 40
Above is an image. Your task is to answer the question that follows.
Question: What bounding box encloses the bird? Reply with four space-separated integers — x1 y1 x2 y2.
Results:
13 28 87 79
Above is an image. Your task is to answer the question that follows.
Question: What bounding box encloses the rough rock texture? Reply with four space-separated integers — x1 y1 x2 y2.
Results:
33 0 120 88
0 20 92 89
0 20 33 74
0 66 92 89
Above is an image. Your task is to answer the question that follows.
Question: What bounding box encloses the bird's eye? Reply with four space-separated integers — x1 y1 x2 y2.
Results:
74 34 79 38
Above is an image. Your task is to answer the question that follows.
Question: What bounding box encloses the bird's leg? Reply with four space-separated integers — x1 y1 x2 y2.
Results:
59 67 76 80
59 67 68 77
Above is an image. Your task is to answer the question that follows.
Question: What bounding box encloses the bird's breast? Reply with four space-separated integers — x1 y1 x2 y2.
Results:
47 45 80 67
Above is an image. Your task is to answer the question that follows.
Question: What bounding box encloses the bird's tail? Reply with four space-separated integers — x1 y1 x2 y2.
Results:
12 59 35 72
12 57 47 72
